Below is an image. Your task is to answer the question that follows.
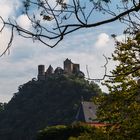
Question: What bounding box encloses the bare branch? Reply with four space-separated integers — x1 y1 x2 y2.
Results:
0 0 139 56
85 55 112 82
0 16 5 32
0 26 14 57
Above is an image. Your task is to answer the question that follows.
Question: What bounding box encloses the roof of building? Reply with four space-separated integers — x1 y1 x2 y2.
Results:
54 67 64 74
47 65 53 71
64 58 72 63
87 122 112 127
76 101 98 123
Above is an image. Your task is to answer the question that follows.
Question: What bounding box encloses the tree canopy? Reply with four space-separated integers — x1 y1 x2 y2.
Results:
0 74 102 140
37 123 108 140
0 103 6 112
96 31 140 139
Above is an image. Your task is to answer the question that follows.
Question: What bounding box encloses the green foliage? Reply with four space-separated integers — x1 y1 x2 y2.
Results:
0 102 6 112
0 75 102 140
37 123 108 140
96 32 140 139
0 103 4 112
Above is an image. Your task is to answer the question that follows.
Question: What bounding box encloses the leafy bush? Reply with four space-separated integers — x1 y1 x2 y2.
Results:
37 123 108 140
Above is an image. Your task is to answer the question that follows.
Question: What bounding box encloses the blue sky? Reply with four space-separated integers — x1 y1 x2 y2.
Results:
0 0 127 102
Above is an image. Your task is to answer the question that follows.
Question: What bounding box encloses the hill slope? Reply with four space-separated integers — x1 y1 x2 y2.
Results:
0 75 102 140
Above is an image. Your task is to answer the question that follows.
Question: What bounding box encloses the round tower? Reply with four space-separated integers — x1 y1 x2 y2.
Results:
38 65 45 80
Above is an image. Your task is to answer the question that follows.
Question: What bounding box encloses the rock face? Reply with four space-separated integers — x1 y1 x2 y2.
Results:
0 75 102 140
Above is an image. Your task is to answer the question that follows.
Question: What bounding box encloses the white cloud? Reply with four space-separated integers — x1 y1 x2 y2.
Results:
0 4 12 20
0 0 22 54
116 34 126 42
16 14 31 29
0 27 12 54
95 33 110 48
0 0 21 20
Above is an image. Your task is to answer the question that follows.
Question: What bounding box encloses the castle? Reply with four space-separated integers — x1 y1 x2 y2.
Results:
38 58 84 80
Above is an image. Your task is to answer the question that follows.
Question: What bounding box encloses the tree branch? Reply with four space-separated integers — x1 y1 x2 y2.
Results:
0 0 139 55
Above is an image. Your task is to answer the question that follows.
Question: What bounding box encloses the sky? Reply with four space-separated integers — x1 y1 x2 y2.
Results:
0 0 126 103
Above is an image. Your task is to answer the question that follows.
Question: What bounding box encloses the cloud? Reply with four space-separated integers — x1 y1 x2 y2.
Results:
0 0 22 54
0 4 12 20
0 27 12 54
16 15 31 29
116 34 126 42
95 33 110 48
0 0 21 20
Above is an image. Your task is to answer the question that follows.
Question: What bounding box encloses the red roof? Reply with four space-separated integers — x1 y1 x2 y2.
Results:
87 122 111 127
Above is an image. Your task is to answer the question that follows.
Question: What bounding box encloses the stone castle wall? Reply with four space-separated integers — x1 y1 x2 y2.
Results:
37 59 80 80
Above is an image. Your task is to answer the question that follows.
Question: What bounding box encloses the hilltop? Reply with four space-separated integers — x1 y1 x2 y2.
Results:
0 59 103 140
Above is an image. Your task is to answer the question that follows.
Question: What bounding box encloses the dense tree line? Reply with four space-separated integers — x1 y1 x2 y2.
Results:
0 74 102 140
95 32 140 139
37 123 108 140
0 103 6 112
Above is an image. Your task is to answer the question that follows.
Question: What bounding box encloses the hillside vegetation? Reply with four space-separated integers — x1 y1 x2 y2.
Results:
0 74 102 140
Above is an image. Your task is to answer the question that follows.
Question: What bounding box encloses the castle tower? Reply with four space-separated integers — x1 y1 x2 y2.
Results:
73 64 80 73
38 65 45 80
45 65 54 76
64 58 73 73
